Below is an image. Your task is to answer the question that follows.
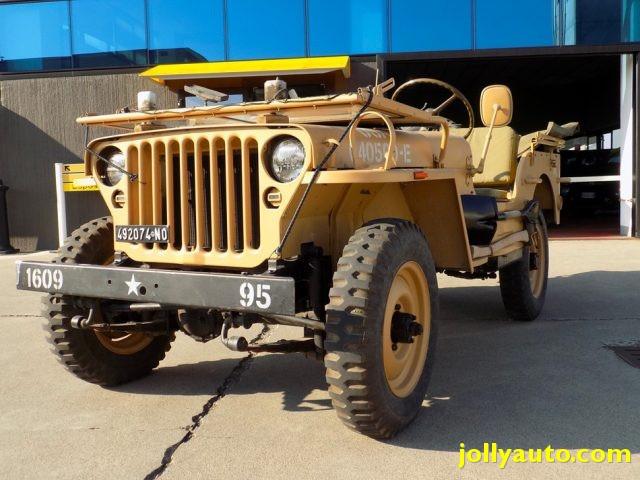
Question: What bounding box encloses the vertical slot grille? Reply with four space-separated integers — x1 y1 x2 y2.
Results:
232 141 244 252
171 148 183 250
128 146 140 226
198 139 212 251
151 142 165 225
217 146 228 251
131 134 262 255
246 140 261 249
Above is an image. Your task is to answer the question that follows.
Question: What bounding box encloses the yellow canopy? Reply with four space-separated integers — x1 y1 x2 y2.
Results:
140 56 350 84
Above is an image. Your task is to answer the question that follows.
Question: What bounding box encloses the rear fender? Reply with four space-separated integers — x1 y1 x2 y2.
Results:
534 173 560 225
512 151 561 225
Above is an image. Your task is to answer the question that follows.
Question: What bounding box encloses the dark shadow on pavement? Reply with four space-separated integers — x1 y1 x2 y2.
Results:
114 270 640 452
438 270 640 323
113 353 331 413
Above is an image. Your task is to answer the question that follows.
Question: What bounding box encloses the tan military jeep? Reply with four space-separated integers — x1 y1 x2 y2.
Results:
17 76 573 438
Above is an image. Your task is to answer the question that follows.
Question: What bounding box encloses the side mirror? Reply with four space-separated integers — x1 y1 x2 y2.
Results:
480 85 513 127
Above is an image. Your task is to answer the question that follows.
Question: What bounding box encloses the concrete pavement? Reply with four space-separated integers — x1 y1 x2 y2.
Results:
1 240 639 479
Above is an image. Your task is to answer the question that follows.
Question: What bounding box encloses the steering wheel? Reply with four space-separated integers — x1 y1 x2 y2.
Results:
391 78 475 139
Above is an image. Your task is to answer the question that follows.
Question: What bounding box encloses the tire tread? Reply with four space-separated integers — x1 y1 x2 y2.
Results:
41 217 173 386
325 219 438 439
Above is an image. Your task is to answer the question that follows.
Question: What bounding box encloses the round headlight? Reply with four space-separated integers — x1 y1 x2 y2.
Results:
97 149 125 186
269 137 305 183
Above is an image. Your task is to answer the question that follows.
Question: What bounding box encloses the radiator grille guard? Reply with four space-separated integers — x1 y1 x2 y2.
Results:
90 127 310 269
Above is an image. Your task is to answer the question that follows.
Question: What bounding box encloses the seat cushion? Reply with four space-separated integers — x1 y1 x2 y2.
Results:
452 126 519 186
474 187 510 201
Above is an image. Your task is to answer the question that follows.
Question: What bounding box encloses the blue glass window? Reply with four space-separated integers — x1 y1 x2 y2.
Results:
623 0 640 42
227 0 305 60
391 0 472 52
476 0 555 48
308 0 387 56
71 0 147 68
0 1 71 72
148 0 225 63
575 0 621 45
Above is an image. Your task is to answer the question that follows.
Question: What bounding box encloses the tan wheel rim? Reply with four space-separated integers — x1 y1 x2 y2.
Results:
95 331 154 355
528 223 546 298
382 261 431 398
93 254 153 355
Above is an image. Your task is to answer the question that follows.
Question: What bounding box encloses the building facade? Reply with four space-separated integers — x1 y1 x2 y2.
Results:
1 0 639 72
1 0 639 249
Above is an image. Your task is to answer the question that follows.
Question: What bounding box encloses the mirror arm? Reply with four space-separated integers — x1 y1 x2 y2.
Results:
470 103 501 176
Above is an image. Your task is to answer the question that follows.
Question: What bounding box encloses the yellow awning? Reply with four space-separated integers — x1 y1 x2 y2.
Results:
140 56 350 84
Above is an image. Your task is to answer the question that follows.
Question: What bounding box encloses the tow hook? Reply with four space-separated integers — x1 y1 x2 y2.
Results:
220 315 249 352
222 335 249 352
70 308 97 329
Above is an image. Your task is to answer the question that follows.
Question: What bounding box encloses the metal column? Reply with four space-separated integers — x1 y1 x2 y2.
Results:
620 54 636 236
54 163 68 247
635 53 640 237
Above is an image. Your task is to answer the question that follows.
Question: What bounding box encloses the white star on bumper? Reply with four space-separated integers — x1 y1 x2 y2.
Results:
125 274 142 296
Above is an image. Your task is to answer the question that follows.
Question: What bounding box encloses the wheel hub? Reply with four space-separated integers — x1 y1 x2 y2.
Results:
390 310 423 348
382 261 431 398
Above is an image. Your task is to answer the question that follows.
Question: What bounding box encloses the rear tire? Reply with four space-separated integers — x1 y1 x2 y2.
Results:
499 213 549 321
42 217 174 386
324 220 439 439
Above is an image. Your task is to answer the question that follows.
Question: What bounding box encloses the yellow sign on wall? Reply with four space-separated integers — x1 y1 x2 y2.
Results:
62 164 98 192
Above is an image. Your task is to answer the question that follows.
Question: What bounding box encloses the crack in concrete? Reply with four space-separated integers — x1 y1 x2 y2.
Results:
0 314 40 317
144 325 271 480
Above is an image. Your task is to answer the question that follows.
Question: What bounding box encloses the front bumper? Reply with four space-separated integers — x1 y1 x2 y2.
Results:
15 261 295 315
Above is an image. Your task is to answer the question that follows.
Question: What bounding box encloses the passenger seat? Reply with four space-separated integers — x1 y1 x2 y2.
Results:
451 126 520 200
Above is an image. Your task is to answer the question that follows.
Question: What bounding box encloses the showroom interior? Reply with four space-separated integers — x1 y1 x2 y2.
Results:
381 49 637 238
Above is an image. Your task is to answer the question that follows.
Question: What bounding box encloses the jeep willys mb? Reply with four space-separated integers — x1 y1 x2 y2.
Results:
16 75 572 438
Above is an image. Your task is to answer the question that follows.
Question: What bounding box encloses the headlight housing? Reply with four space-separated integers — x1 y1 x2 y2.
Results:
267 136 305 183
96 148 126 186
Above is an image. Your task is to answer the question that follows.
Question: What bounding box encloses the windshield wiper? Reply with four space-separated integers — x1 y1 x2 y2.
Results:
82 125 138 181
84 146 138 182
